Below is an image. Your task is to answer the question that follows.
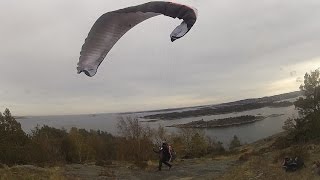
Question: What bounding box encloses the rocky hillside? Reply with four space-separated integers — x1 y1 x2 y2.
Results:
2 131 320 180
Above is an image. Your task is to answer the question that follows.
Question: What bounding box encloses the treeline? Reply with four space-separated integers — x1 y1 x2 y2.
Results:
0 109 116 166
0 110 239 167
143 101 293 120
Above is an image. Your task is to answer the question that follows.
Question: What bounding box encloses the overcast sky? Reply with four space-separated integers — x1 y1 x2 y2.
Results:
1 0 320 116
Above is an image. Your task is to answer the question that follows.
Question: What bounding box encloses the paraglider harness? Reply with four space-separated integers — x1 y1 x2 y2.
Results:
154 143 177 162
168 144 177 162
282 157 305 172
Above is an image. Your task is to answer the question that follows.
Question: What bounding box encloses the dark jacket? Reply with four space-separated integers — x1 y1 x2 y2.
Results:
153 145 171 161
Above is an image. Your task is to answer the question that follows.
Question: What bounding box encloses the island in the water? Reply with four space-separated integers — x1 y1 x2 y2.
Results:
167 114 284 128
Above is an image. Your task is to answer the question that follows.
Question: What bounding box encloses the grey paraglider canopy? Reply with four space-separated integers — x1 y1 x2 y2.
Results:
77 1 198 77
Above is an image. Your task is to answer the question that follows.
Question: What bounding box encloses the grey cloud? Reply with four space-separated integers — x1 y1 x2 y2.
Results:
290 71 297 77
296 77 303 83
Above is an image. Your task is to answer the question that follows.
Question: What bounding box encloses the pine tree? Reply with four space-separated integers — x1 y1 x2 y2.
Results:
283 69 320 141
229 135 241 150
0 108 29 165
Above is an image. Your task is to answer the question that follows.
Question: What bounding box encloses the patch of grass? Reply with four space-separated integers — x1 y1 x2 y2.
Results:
133 161 148 170
95 160 112 167
273 145 310 164
271 135 294 150
218 155 318 180
236 147 260 162
0 166 64 180
218 133 320 180
98 168 115 177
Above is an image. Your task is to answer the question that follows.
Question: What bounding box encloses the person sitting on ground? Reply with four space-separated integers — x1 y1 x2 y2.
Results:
153 142 172 171
282 156 305 172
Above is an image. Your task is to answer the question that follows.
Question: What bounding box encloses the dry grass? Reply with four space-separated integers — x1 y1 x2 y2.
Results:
218 135 320 180
219 155 317 180
0 165 64 180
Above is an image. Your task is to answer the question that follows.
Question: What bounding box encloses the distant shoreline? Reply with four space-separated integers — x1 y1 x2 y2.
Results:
141 91 300 120
143 100 294 120
167 114 284 128
14 116 28 119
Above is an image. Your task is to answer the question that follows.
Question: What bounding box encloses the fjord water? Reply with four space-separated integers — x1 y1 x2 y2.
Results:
17 105 297 146
139 105 297 145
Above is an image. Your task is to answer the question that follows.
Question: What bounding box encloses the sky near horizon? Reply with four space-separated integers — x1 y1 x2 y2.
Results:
1 0 320 116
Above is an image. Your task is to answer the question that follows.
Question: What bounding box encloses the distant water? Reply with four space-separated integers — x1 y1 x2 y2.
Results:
17 106 298 146
17 113 121 135
139 106 298 145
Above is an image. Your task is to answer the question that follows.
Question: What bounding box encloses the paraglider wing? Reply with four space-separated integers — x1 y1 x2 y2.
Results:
77 1 197 77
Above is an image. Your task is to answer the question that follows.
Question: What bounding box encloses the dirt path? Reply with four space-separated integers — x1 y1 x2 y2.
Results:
62 158 238 180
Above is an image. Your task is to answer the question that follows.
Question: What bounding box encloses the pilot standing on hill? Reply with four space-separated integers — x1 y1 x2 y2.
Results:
153 142 172 171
